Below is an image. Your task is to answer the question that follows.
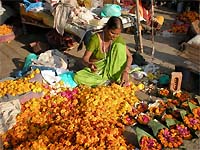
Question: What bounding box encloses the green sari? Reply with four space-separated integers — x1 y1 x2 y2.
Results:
74 33 127 87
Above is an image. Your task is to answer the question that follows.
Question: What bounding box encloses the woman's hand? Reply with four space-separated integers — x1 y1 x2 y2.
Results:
89 63 97 72
120 70 129 87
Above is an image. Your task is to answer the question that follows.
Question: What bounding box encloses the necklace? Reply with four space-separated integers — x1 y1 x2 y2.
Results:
102 32 112 59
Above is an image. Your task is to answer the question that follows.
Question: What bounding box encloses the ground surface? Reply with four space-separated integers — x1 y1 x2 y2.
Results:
0 6 190 79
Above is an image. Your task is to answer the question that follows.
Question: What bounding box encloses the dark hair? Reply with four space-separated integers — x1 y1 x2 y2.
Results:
106 16 123 30
141 0 152 10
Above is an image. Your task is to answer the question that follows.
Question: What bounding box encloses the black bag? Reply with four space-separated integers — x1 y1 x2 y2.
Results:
132 52 147 66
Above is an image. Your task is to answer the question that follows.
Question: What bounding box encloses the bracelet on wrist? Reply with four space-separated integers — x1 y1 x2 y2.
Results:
123 70 129 73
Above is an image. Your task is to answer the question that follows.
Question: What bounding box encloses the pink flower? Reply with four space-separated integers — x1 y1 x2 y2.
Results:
189 118 198 125
143 115 150 123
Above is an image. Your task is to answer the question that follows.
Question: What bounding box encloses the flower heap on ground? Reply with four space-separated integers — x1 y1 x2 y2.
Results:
0 71 139 149
0 69 45 97
171 11 199 33
0 24 13 36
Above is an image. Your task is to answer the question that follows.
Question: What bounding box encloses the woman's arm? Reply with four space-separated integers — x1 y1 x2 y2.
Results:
82 50 97 72
120 47 133 86
124 47 133 72
82 50 92 66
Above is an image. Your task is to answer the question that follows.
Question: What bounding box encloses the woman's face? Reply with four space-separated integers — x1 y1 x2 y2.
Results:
106 28 121 41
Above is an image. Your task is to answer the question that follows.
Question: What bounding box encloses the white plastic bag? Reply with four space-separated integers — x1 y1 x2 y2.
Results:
91 0 103 8
143 63 159 74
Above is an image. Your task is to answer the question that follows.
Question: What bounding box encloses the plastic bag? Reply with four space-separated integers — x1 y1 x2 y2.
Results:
143 63 159 74
15 53 38 77
23 0 43 12
91 0 103 8
0 1 5 16
100 4 121 17
59 71 77 88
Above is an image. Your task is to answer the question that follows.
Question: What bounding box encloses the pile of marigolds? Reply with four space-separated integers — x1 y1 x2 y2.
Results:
0 70 139 149
171 11 199 33
0 69 200 150
0 24 13 36
178 11 199 23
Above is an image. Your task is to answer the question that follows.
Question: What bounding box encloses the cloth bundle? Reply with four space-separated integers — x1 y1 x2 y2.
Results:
32 49 69 70
52 0 78 35
0 100 21 134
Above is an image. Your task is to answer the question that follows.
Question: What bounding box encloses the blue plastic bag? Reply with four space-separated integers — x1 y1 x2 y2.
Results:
23 0 43 12
59 71 77 88
100 4 121 17
15 53 38 77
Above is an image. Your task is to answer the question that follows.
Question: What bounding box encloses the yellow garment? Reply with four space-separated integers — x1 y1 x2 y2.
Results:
77 0 92 8
156 16 164 26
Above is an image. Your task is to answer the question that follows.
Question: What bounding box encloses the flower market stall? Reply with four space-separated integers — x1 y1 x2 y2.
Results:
0 51 200 149
0 1 200 150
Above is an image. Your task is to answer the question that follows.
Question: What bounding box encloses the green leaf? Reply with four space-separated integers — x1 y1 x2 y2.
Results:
165 118 181 127
180 109 187 119
188 102 198 112
148 119 167 137
135 127 153 143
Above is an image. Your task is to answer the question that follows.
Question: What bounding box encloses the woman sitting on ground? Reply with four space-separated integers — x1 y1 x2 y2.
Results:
74 16 133 87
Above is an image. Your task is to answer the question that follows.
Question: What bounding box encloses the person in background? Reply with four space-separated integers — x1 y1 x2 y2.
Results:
130 0 164 32
129 0 164 51
74 16 133 87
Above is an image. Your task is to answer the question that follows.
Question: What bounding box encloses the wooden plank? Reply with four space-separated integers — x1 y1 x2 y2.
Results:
0 48 16 78
3 40 29 57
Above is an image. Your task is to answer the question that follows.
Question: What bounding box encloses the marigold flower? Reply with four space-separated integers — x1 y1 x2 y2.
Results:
192 107 200 118
176 92 190 102
171 110 181 119
129 107 139 117
0 24 13 35
159 88 170 97
183 114 200 131
161 114 174 122
166 99 180 107
136 102 148 113
149 106 166 116
137 113 151 125
189 98 199 105
176 124 192 140
140 136 162 150
122 115 136 126
157 128 183 148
